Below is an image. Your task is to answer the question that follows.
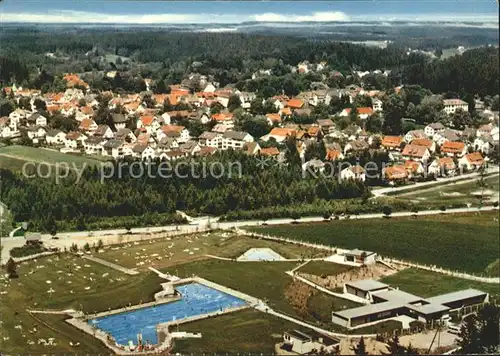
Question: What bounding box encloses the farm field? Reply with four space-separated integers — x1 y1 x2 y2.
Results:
0 145 107 171
247 212 500 274
99 231 329 270
381 268 500 298
0 254 163 353
173 309 300 354
394 175 499 206
162 259 358 329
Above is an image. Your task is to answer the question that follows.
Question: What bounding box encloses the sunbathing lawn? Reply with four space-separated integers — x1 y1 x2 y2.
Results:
298 261 355 277
99 231 328 270
173 309 300 354
247 212 500 274
0 254 163 354
381 268 500 298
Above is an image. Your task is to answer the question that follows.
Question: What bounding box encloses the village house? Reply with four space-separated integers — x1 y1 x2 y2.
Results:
222 131 254 150
411 138 436 153
242 142 261 156
424 123 445 138
94 125 114 139
157 137 179 152
443 99 468 115
473 136 495 155
384 165 409 183
102 139 127 159
262 127 296 143
157 125 190 143
325 148 344 161
79 118 98 134
381 136 403 151
64 131 87 150
404 160 425 178
401 144 430 162
344 139 369 155
477 124 494 138
238 91 257 110
340 107 373 120
340 165 366 182
0 117 19 138
259 146 280 158
266 113 282 126
158 149 187 161
287 98 305 111
26 126 47 143
404 129 427 143
316 119 335 135
112 113 129 129
179 140 201 156
137 115 160 134
458 152 484 171
441 141 467 157
9 108 28 127
131 144 156 161
428 157 457 177
26 112 47 127
372 98 383 112
434 129 461 146
114 128 136 143
211 112 235 128
198 131 222 148
84 136 106 155
45 129 66 145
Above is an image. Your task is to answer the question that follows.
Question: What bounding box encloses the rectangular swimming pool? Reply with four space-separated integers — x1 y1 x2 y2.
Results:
88 283 246 345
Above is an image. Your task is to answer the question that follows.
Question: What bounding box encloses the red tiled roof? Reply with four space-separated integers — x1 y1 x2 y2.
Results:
441 141 465 154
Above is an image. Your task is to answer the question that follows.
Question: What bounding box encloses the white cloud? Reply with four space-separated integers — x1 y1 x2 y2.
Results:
253 12 350 22
0 10 496 25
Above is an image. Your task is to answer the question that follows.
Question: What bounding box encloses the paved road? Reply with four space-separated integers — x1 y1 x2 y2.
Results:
2 206 498 265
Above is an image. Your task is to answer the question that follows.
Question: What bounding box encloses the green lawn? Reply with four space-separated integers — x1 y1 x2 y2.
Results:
247 212 500 274
0 254 163 354
395 175 499 207
381 268 500 298
99 232 328 271
298 261 355 277
0 145 105 171
173 309 299 354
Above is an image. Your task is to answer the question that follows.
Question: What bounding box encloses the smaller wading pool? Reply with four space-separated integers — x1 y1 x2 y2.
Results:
89 283 246 345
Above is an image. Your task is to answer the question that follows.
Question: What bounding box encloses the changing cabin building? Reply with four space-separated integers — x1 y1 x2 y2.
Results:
332 280 489 329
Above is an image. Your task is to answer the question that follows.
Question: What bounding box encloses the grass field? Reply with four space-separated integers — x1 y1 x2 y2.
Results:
173 309 300 354
297 261 355 277
0 254 163 353
395 175 500 207
247 212 500 274
99 231 328 271
0 145 105 171
381 268 500 298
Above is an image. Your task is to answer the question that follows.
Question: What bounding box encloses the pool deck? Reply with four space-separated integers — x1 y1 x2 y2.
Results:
65 276 256 354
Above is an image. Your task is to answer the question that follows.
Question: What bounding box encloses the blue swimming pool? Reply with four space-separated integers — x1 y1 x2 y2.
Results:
88 283 246 345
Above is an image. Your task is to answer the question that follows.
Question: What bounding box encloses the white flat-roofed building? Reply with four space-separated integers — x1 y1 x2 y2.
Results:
425 289 489 310
332 282 489 329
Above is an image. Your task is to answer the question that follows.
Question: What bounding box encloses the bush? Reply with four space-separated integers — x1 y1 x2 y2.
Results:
493 201 499 207
83 243 90 252
10 244 47 258
440 205 447 212
382 205 393 216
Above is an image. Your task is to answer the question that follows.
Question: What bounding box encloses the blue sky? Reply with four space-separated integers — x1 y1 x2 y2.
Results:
0 1 498 23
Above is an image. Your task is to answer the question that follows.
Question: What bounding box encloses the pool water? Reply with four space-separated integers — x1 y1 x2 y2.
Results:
89 283 246 345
